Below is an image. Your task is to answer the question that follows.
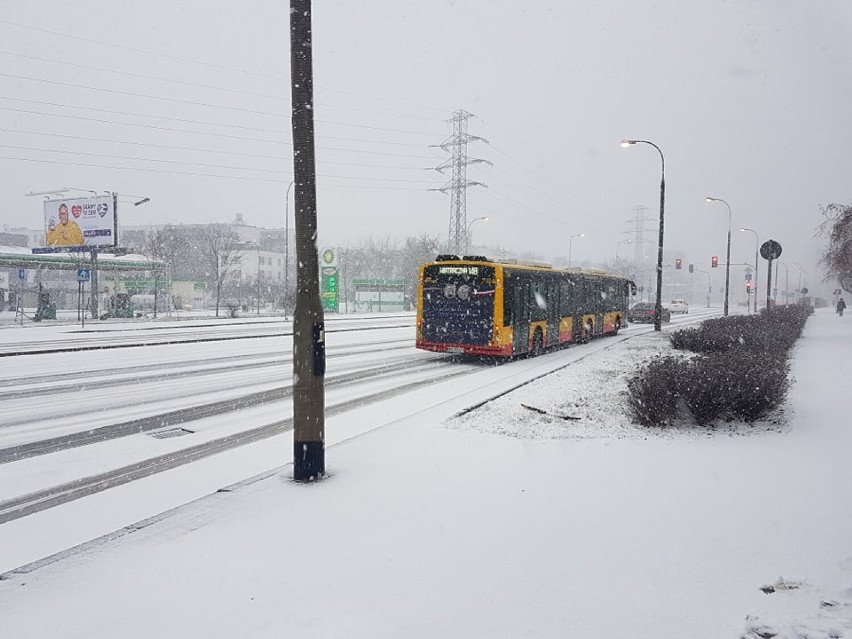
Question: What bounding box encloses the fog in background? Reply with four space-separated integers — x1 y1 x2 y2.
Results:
1 1 850 296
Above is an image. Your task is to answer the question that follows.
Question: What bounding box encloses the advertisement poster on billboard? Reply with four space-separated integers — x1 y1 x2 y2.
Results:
43 196 115 249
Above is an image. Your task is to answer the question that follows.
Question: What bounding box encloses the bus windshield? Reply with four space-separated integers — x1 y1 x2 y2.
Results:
420 264 496 345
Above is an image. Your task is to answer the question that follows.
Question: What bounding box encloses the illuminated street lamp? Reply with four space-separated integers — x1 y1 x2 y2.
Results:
621 139 666 331
466 216 490 252
739 227 759 313
705 196 732 316
615 237 633 260
568 233 584 267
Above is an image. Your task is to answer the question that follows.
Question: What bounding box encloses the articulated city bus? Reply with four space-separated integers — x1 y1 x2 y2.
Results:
416 255 635 357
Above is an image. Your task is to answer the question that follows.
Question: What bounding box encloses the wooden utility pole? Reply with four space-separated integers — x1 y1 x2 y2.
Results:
290 0 325 481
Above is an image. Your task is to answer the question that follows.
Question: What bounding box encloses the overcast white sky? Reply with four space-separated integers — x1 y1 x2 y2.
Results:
1 1 850 295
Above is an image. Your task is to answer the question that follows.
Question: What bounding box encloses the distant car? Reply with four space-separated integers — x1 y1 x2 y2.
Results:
669 299 689 314
628 302 671 323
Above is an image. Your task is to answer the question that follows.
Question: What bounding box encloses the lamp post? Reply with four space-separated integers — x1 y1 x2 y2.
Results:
621 139 665 331
466 216 489 253
284 178 294 318
739 227 759 313
695 268 712 307
615 238 633 260
568 233 584 267
774 260 789 304
793 262 803 301
705 196 732 316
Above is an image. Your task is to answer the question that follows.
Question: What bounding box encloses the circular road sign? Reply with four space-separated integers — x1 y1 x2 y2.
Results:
760 239 783 261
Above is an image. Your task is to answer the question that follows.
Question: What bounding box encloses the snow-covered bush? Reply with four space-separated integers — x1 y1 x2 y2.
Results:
628 305 810 427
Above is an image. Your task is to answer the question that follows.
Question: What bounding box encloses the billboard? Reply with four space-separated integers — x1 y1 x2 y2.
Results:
43 195 115 249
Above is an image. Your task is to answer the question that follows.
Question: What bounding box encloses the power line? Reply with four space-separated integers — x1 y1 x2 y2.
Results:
0 154 442 186
0 19 283 82
0 50 285 100
0 106 440 153
0 95 442 138
0 71 285 118
0 127 442 164
0 20 451 118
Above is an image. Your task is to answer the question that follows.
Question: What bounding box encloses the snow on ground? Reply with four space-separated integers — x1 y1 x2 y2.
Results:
1 308 851 638
455 329 788 442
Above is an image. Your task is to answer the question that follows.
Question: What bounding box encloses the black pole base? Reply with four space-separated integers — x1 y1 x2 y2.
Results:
293 441 325 482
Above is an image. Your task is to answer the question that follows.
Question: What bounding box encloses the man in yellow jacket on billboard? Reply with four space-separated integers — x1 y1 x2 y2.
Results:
46 203 84 247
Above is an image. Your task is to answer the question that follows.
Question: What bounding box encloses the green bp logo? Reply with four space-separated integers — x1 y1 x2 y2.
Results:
322 248 335 264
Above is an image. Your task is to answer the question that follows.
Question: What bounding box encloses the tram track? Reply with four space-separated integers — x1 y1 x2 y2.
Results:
0 364 476 524
0 319 414 357
0 352 451 462
0 312 720 526
0 338 415 399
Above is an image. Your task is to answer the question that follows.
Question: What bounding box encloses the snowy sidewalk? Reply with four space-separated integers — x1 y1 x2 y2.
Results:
1 307 851 638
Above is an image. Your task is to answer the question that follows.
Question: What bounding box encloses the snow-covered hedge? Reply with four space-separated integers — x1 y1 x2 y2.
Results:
627 304 812 427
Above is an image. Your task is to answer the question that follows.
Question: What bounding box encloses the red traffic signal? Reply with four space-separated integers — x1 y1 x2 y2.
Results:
675 258 682 270
746 280 752 290
711 256 719 268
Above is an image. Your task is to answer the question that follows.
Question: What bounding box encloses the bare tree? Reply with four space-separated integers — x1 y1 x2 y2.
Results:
818 203 852 290
196 224 245 317
400 234 441 306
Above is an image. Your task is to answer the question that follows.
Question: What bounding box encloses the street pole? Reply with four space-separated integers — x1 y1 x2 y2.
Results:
621 139 666 331
466 216 489 253
740 228 759 313
696 269 711 307
766 258 774 311
706 197 732 316
568 233 584 267
290 0 324 481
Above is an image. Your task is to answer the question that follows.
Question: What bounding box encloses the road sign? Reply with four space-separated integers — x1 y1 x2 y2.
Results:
76 268 91 283
745 273 752 281
18 268 25 280
760 239 782 260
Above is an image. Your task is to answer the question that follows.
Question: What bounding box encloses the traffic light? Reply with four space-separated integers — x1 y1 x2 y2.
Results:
746 280 752 291
675 258 682 270
688 263 694 273
711 256 719 268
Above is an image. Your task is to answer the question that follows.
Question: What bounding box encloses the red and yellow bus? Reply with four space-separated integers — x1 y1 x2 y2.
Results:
416 255 635 357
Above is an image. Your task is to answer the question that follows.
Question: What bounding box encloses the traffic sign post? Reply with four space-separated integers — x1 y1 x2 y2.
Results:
760 239 783 313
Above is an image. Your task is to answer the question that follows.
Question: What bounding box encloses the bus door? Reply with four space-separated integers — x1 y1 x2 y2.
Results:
511 279 529 354
546 278 560 347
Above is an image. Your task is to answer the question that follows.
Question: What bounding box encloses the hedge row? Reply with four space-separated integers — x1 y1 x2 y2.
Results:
627 305 812 427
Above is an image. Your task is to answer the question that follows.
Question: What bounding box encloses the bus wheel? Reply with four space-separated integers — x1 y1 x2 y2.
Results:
532 329 544 356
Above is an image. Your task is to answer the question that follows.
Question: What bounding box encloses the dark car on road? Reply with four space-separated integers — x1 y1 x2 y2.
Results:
628 302 671 324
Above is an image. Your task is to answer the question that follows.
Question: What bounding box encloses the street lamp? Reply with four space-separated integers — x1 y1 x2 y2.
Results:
793 262 803 301
739 227 759 313
466 216 490 252
615 237 633 260
705 196 732 316
621 139 666 331
568 233 584 267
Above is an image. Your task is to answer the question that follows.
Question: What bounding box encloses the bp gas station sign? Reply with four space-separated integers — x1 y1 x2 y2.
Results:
320 247 339 312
